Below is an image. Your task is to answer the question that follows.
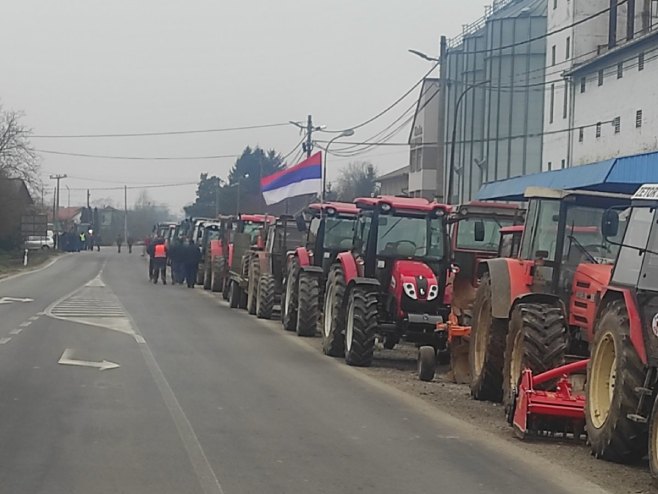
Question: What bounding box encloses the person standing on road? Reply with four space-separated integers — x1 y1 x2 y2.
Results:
116 234 123 253
184 239 201 288
152 238 168 285
127 235 134 254
169 238 183 285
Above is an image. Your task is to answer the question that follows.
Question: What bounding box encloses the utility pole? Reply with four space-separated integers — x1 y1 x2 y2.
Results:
124 185 128 245
305 114 313 158
49 174 67 248
87 189 90 208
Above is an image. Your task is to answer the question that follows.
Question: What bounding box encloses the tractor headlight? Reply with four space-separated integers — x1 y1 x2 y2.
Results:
403 282 417 300
427 284 439 301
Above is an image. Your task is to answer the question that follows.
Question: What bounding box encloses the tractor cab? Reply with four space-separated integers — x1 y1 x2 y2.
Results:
235 213 274 250
303 202 359 271
264 216 308 284
352 196 451 331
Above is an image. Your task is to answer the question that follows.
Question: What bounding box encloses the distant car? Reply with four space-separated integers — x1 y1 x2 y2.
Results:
25 231 54 250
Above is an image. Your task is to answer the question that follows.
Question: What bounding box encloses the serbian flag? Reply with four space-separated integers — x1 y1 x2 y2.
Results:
260 151 322 205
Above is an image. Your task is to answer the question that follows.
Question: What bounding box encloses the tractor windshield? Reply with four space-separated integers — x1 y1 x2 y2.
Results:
243 222 264 244
562 205 624 265
323 216 356 251
377 215 444 259
456 216 515 252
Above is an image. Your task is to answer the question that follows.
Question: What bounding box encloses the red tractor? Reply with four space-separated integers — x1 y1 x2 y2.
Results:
322 196 451 367
584 185 658 477
282 202 359 337
469 187 631 409
206 215 234 293
226 214 275 309
422 203 525 383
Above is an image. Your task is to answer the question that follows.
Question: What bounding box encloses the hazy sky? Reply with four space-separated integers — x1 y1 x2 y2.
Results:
1 0 486 214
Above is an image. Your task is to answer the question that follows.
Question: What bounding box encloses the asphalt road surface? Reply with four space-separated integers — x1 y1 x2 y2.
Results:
0 251 608 494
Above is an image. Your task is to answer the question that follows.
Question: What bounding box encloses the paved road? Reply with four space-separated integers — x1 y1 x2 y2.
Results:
0 251 606 494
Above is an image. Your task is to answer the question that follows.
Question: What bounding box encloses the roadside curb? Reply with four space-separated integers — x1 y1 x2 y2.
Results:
0 253 68 284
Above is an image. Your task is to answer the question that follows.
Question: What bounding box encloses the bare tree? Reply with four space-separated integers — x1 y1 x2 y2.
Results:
0 104 39 188
335 161 378 201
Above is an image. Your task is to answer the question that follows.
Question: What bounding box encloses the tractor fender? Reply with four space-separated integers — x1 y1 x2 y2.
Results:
510 292 566 315
480 258 531 320
348 277 381 291
336 252 360 285
598 287 647 365
295 247 312 267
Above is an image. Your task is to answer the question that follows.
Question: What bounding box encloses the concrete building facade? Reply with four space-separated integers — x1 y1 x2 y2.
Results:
408 79 440 199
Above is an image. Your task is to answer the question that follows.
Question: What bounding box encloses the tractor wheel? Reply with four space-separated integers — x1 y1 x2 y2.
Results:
256 273 275 319
469 273 507 402
228 281 240 309
418 346 437 382
648 395 658 480
222 277 230 300
296 271 319 337
282 258 300 332
345 287 377 367
502 303 568 412
322 265 347 357
247 256 260 315
203 263 212 290
586 299 648 463
382 334 399 350
197 264 205 286
211 258 225 293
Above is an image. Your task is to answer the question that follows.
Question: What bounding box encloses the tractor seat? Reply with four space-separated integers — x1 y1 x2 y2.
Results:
339 238 352 250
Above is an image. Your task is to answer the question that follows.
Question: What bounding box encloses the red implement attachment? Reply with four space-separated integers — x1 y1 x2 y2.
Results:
511 359 588 439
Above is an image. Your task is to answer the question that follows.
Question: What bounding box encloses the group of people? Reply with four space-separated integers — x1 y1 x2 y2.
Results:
146 237 201 288
58 230 101 252
116 234 134 254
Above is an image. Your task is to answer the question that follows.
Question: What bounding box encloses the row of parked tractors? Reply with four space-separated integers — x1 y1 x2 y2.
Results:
165 184 658 482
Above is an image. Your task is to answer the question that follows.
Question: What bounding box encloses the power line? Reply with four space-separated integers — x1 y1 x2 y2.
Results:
36 149 240 160
32 122 292 139
67 181 198 191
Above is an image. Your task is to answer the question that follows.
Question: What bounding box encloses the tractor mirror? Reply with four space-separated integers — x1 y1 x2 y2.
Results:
474 220 485 242
295 214 307 233
601 209 619 238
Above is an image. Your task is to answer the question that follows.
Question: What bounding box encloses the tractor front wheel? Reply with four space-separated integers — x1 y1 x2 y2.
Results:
648 395 658 480
229 280 240 309
296 271 319 337
322 265 347 357
211 258 225 292
469 273 507 402
203 263 212 290
256 273 275 319
586 299 647 463
247 256 260 315
345 287 377 367
418 346 437 382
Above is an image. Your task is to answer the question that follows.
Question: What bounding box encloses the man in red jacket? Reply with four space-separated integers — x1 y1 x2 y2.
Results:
152 238 168 285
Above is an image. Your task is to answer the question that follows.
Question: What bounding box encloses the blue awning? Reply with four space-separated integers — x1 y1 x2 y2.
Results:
475 151 658 201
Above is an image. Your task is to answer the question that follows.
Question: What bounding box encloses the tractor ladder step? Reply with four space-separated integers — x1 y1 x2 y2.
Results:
627 413 648 424
635 386 653 397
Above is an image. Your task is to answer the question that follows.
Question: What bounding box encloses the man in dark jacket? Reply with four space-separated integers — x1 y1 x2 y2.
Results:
184 239 202 288
169 238 183 285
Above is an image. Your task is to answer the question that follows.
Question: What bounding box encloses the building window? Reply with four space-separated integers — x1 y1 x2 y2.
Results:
636 110 643 128
561 159 566 169
578 127 584 142
563 85 568 119
617 62 623 79
549 84 555 123
639 52 645 71
553 0 557 8
596 122 602 138
580 77 586 93
598 70 604 86
566 37 571 60
548 161 553 170
613 116 621 134
551 45 556 66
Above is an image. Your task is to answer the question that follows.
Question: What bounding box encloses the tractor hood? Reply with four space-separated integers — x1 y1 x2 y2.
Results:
390 260 439 301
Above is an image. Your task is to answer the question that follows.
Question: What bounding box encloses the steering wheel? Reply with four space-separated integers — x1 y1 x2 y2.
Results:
391 240 417 256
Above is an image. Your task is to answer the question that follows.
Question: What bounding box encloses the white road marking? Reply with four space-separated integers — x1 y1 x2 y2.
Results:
9 328 23 335
0 337 12 344
57 348 120 371
19 321 31 328
0 297 34 305
29 315 39 321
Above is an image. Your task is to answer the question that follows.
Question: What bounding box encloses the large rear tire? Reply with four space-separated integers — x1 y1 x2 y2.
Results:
322 265 346 357
222 277 230 300
229 280 240 309
197 263 205 286
469 273 507 402
503 303 568 412
648 395 658 480
586 299 648 462
296 271 319 337
345 287 377 367
282 258 300 332
211 257 225 293
203 263 212 290
247 256 260 315
256 273 275 319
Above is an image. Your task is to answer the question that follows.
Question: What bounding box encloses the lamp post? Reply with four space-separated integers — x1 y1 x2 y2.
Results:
231 173 249 215
322 129 355 203
447 80 490 204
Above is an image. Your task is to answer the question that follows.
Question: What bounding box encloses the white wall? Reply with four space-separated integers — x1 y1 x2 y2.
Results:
572 44 658 164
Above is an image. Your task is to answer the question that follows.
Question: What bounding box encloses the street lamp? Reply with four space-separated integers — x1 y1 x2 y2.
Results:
322 129 355 203
408 49 440 63
447 80 490 204
230 173 249 215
